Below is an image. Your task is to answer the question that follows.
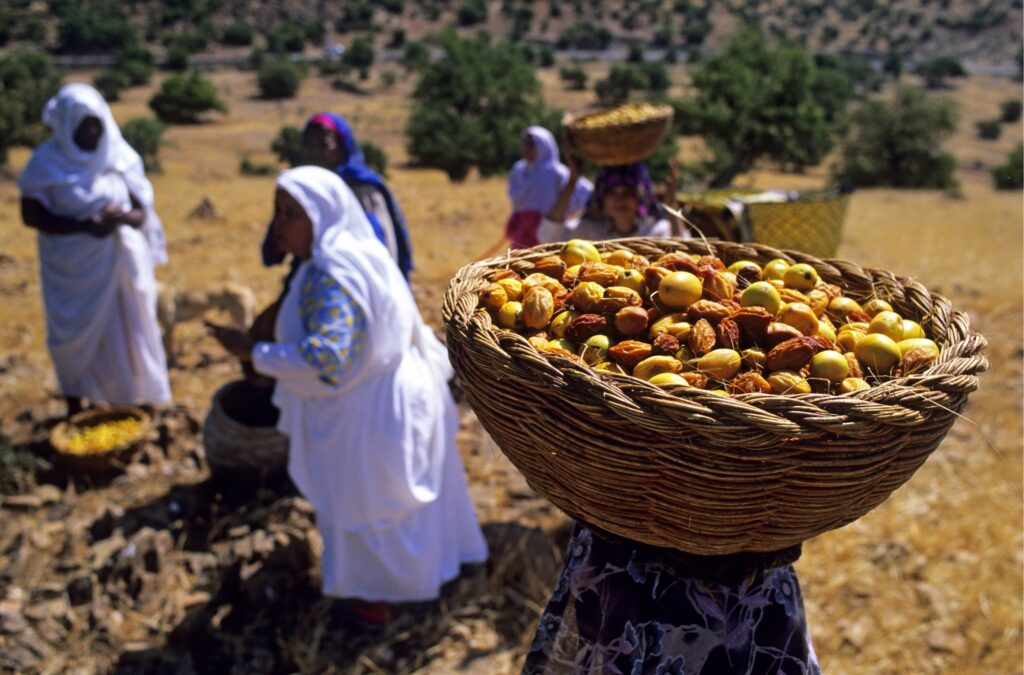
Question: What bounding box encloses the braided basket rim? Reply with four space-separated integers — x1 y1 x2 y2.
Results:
442 237 989 554
565 105 674 166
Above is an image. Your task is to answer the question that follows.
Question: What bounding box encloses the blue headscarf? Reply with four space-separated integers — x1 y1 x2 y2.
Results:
262 113 414 280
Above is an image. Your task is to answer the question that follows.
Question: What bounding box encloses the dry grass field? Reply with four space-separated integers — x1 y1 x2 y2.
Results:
0 64 1020 673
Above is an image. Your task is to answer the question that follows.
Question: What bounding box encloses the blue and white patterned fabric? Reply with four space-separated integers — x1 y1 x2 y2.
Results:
296 264 367 386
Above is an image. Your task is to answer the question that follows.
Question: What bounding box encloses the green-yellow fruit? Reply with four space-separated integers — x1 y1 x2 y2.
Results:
810 350 850 383
817 320 837 343
767 370 811 394
763 258 790 281
693 348 742 381
783 263 819 291
594 361 626 373
728 260 760 275
497 301 523 329
549 310 579 338
854 333 902 374
496 277 523 302
740 281 783 316
827 296 863 323
839 377 870 393
836 329 864 353
546 338 576 353
615 268 646 295
867 311 905 342
658 271 703 309
579 334 611 365
777 302 819 335
862 298 894 317
561 239 601 266
901 320 926 340
648 372 692 388
897 338 939 357
633 356 683 381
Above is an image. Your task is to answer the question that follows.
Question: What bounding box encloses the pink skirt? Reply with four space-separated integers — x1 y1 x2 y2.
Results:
504 210 543 250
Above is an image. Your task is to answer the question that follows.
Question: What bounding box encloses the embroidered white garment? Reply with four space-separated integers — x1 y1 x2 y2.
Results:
18 83 170 405
252 166 487 601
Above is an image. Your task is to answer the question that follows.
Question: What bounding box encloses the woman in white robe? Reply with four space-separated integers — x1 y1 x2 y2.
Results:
208 166 487 624
18 83 170 415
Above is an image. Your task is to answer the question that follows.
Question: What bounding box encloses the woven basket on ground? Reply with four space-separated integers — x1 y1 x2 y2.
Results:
203 379 288 480
746 191 850 258
50 406 151 471
565 104 673 166
442 237 988 555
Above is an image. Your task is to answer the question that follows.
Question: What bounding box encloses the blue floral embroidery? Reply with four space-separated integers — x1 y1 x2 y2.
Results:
655 656 686 675
769 568 800 618
297 266 367 386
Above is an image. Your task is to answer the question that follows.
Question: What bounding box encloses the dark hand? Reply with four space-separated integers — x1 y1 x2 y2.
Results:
86 217 117 238
206 321 255 361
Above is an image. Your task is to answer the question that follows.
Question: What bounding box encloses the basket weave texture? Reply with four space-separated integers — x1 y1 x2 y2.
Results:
50 406 151 471
203 380 288 478
442 237 988 555
746 193 850 258
566 105 673 166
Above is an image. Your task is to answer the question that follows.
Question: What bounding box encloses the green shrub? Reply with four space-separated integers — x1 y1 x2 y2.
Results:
116 44 155 85
627 44 644 64
458 0 487 26
271 125 303 167
0 434 49 497
239 153 276 176
303 19 326 45
991 143 1023 190
382 0 404 14
164 47 191 72
0 50 63 164
976 118 1002 140
221 20 253 46
381 70 397 88
121 117 166 171
335 3 375 32
57 1 137 53
93 69 130 101
539 47 555 68
163 27 211 54
914 56 966 88
266 21 306 54
361 141 389 177
343 37 375 78
838 86 958 189
389 29 406 49
1000 99 1022 123
401 41 429 72
557 21 612 50
257 59 303 99
149 73 228 124
406 31 553 181
560 64 587 90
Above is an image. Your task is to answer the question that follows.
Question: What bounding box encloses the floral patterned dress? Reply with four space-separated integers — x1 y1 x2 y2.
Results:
296 265 367 384
524 525 821 675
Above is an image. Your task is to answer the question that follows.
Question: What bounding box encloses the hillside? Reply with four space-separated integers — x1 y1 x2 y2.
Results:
1 0 1021 68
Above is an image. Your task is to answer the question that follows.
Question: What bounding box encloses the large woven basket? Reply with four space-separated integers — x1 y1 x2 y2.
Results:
442 238 988 555
50 406 151 471
746 191 850 258
566 104 673 166
203 379 288 482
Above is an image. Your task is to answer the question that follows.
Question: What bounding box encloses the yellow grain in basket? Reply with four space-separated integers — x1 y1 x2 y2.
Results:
64 419 144 455
573 103 667 130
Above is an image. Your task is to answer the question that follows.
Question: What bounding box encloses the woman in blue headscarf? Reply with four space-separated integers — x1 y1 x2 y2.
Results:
262 113 413 280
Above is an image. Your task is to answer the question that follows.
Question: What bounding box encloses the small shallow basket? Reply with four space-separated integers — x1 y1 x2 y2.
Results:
50 406 151 471
566 104 673 166
203 379 289 482
442 238 988 555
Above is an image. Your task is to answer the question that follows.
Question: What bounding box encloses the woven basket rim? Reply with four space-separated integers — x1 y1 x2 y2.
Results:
50 405 151 461
441 237 989 554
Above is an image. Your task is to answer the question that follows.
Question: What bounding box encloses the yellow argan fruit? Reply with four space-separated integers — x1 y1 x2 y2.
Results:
693 348 742 381
854 333 902 374
740 281 783 316
827 296 863 324
897 338 939 357
549 310 579 338
632 355 683 381
783 263 819 291
901 320 926 340
481 283 508 312
561 239 601 265
862 298 894 317
522 287 555 330
728 260 761 275
867 311 905 342
497 301 524 329
839 377 871 393
763 258 790 281
658 271 703 309
777 303 819 335
836 329 864 353
615 268 646 295
546 338 576 354
767 370 811 394
496 277 523 302
649 313 692 340
594 360 627 374
810 350 850 383
817 320 837 344
571 281 606 313
648 372 692 388
806 288 830 318
578 334 611 365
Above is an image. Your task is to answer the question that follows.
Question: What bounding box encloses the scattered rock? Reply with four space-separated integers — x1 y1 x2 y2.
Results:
35 485 62 505
187 196 224 221
2 494 43 509
0 606 27 634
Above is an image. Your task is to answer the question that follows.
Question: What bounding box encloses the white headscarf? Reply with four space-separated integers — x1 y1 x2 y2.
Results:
508 125 592 215
18 83 167 264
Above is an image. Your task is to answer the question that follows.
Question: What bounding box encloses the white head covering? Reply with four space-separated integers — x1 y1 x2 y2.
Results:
18 83 167 264
508 125 592 215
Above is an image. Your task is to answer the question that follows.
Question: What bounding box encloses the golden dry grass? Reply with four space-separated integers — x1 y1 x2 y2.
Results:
0 67 1020 673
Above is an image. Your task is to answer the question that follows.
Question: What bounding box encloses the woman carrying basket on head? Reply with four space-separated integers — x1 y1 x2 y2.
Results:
503 126 594 251
208 166 487 626
18 83 171 417
538 140 687 244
